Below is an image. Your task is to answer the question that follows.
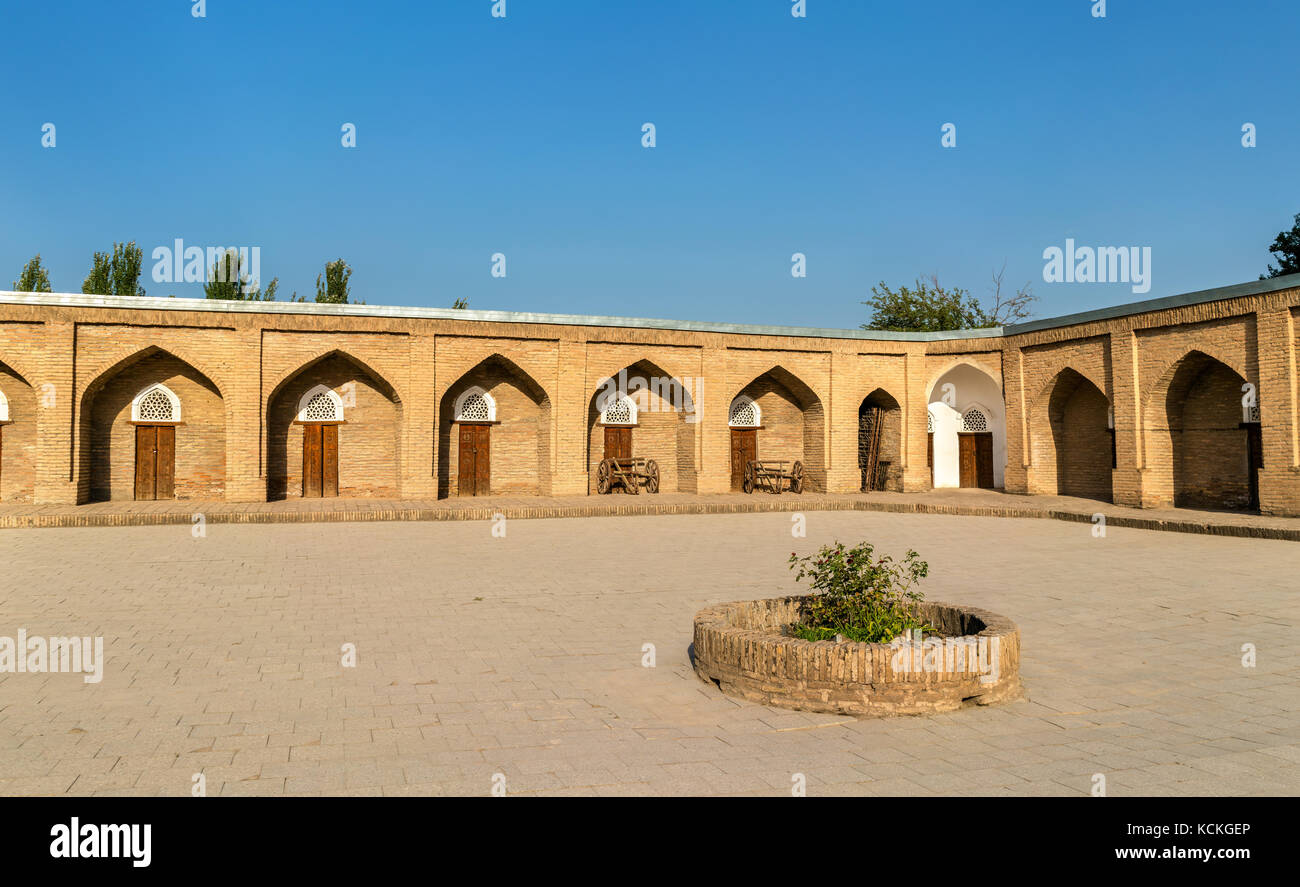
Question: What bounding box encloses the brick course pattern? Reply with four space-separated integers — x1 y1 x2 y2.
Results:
1 278 1298 514
692 597 1024 716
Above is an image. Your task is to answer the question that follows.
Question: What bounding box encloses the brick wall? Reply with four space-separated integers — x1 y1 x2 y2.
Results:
0 281 1297 514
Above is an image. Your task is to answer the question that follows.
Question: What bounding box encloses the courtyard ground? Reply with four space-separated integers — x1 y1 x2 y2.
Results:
0 511 1296 796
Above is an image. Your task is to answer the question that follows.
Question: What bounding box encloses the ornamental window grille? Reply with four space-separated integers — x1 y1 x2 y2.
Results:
297 385 343 422
728 396 760 427
961 408 988 433
1246 405 1261 423
601 394 636 425
131 384 181 423
926 411 934 433
455 387 496 422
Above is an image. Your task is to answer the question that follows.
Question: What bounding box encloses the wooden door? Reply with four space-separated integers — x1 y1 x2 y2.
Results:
303 424 322 498
1246 423 1263 510
927 432 933 487
974 432 995 489
322 424 339 497
730 428 756 491
958 433 977 488
135 425 175 500
302 424 339 498
604 426 632 461
458 424 491 496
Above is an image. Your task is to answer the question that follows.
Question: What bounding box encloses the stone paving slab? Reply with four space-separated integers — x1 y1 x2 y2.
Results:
1 489 1298 540
0 511 1297 797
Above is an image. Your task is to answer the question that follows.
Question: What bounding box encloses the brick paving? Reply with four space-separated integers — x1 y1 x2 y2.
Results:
2 489 1299 540
0 510 1296 796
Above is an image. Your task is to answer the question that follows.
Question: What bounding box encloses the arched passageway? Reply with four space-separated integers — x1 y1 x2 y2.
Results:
80 349 225 502
858 388 903 492
438 355 552 498
729 366 824 492
587 360 697 494
927 363 1006 489
1144 351 1258 510
1031 368 1113 502
267 352 402 500
0 360 36 502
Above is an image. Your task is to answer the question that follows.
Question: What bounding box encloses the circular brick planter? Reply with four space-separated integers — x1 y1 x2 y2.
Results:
692 596 1024 716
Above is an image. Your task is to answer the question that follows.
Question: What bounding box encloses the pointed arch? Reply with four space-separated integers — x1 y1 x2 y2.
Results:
731 365 826 492
728 395 761 428
1143 350 1254 510
438 353 552 498
0 359 36 502
587 358 698 494
78 347 224 502
1029 367 1112 501
927 361 1006 489
267 349 403 500
859 387 902 491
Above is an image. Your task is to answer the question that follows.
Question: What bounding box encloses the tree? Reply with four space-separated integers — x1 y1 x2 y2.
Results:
12 255 53 292
314 259 352 304
1261 213 1300 279
451 298 468 309
861 266 1035 333
203 249 278 301
82 242 146 297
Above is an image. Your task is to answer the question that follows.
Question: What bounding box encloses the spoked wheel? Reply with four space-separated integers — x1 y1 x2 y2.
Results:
597 459 612 494
645 460 660 493
627 467 640 494
742 461 756 494
790 460 805 494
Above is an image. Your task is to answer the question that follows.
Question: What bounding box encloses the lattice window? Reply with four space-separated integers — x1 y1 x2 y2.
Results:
601 394 636 425
728 396 760 427
297 385 343 422
926 411 934 433
455 387 496 422
1246 405 1261 423
131 384 181 423
962 408 988 432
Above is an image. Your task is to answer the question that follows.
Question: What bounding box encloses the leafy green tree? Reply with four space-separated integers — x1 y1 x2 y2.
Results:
314 258 352 304
12 255 53 292
82 242 146 296
451 298 468 309
1261 213 1300 279
861 266 1035 332
203 249 278 301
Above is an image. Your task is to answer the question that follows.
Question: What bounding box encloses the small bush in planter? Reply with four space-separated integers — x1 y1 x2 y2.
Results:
787 542 933 644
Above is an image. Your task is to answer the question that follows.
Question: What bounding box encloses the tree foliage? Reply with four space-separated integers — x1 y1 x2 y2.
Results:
12 255 53 292
314 259 352 304
1261 213 1300 279
203 249 278 301
861 266 1035 332
82 242 146 297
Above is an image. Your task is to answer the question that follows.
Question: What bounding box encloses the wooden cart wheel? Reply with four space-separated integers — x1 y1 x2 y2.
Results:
645 459 660 493
791 460 805 494
742 461 755 494
597 459 612 494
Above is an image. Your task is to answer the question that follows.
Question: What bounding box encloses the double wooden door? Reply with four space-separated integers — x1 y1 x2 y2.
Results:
958 432 995 489
604 426 632 461
135 425 176 500
730 428 756 491
458 424 491 496
1246 423 1263 510
302 423 339 498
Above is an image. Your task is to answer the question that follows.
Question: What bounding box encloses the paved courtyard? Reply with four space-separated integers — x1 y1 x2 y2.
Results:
0 511 1297 796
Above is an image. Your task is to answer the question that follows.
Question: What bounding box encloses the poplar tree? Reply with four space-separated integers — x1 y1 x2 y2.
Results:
11 255 53 292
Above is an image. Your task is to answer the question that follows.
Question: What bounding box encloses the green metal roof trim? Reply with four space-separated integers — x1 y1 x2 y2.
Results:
1004 272 1300 336
2 272 1297 343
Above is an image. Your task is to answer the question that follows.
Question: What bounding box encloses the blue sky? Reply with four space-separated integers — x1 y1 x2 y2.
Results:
2 0 1297 328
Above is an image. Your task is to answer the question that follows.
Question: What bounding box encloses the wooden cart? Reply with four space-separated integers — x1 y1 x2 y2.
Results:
742 459 804 495
596 457 660 494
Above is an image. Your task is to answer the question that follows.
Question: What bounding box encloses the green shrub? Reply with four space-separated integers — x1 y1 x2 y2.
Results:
787 542 932 644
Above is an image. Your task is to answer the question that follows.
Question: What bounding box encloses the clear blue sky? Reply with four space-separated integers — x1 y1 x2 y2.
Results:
2 0 1296 328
